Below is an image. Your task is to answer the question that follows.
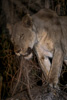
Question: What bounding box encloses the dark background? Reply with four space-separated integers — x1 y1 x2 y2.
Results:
0 0 67 99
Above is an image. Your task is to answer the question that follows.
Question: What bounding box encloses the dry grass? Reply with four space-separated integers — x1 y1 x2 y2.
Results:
0 28 67 99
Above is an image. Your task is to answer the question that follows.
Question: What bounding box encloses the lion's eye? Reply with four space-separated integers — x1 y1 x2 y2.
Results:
20 34 24 39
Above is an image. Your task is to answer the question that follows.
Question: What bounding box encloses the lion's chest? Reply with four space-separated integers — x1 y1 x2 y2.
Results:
38 35 54 58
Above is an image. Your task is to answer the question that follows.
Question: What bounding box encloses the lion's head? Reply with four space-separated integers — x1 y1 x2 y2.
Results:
7 14 36 59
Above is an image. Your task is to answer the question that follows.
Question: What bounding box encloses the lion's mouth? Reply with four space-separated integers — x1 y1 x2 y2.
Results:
16 52 33 60
15 47 33 59
24 53 33 59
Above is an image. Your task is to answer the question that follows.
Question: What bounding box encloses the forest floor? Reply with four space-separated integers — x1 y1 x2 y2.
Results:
0 0 67 100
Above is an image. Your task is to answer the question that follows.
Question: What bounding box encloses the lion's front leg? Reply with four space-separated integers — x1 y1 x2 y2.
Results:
49 47 63 89
34 44 51 81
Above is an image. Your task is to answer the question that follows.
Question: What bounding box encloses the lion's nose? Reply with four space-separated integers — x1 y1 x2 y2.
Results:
16 49 21 53
14 45 21 53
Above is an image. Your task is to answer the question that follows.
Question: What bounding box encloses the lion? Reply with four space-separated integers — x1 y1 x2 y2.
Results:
7 8 67 89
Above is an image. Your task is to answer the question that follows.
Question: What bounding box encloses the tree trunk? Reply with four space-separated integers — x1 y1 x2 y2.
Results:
45 0 50 9
51 0 54 10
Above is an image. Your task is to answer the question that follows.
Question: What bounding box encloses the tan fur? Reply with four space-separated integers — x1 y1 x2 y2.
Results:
7 9 67 88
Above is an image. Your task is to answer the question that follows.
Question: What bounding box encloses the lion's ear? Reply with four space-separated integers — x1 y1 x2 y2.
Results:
22 14 33 28
7 23 12 35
